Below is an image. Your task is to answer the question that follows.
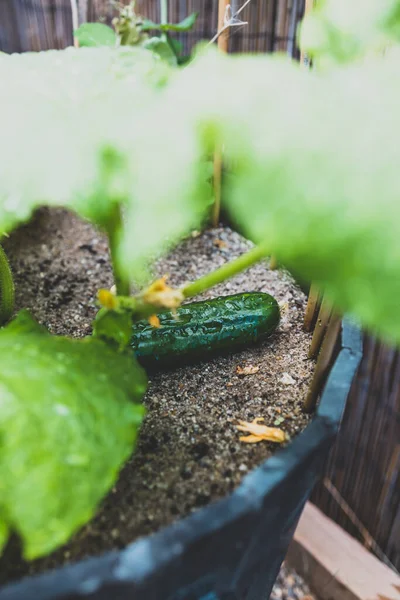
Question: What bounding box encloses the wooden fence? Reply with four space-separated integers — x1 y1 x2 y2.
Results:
312 335 400 572
0 0 304 55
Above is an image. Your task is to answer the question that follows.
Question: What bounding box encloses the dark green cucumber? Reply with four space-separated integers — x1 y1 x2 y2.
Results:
131 292 280 368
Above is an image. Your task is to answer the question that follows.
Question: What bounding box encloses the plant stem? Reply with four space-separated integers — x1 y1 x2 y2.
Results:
182 241 270 299
0 244 15 325
107 206 130 297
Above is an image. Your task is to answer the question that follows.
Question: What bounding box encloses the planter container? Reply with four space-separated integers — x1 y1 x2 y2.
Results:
0 318 362 600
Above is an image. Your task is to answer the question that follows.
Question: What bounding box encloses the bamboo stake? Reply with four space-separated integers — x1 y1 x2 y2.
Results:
70 0 80 47
304 313 341 412
304 281 320 331
308 296 333 359
217 0 230 52
300 0 322 331
211 0 230 227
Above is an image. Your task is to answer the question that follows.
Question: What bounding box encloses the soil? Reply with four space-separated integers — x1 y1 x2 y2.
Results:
1 208 315 592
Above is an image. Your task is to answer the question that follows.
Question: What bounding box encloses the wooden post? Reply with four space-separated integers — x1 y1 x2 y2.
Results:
212 0 230 227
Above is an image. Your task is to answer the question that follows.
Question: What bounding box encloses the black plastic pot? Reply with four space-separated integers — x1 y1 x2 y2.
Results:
0 318 362 600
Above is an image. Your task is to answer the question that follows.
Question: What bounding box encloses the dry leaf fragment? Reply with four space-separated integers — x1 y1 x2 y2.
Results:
236 365 260 376
148 314 161 328
279 301 289 316
237 418 287 444
213 238 227 249
142 276 184 309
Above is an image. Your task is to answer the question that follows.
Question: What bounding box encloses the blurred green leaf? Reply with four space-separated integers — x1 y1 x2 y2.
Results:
169 38 184 56
0 46 171 231
2 36 400 344
74 23 117 47
92 307 133 351
142 37 178 66
142 13 198 33
0 310 147 559
299 0 400 68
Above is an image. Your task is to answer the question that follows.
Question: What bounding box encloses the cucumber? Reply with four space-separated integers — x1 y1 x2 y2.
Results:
131 292 280 368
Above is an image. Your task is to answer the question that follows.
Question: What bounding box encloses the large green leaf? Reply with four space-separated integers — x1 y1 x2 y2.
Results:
120 47 400 344
0 311 147 559
2 33 400 345
74 23 117 47
0 46 170 233
0 46 210 282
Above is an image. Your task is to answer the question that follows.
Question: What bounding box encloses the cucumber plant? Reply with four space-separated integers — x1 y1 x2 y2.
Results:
74 0 198 65
0 0 399 560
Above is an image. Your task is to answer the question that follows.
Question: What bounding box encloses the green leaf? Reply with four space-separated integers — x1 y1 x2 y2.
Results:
3 39 400 345
0 46 170 232
142 37 178 66
299 0 400 68
119 47 400 344
169 38 184 56
74 23 117 47
0 520 8 554
92 307 133 351
141 13 198 33
0 311 147 559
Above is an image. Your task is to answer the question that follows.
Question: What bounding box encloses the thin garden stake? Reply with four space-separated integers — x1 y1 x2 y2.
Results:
70 0 80 47
304 313 341 412
308 295 332 359
211 0 230 228
210 0 253 227
300 0 322 331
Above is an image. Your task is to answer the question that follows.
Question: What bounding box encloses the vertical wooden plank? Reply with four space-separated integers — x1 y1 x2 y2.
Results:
275 0 287 51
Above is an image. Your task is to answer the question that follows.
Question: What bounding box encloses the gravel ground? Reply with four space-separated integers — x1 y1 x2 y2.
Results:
2 208 316 598
271 564 317 599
